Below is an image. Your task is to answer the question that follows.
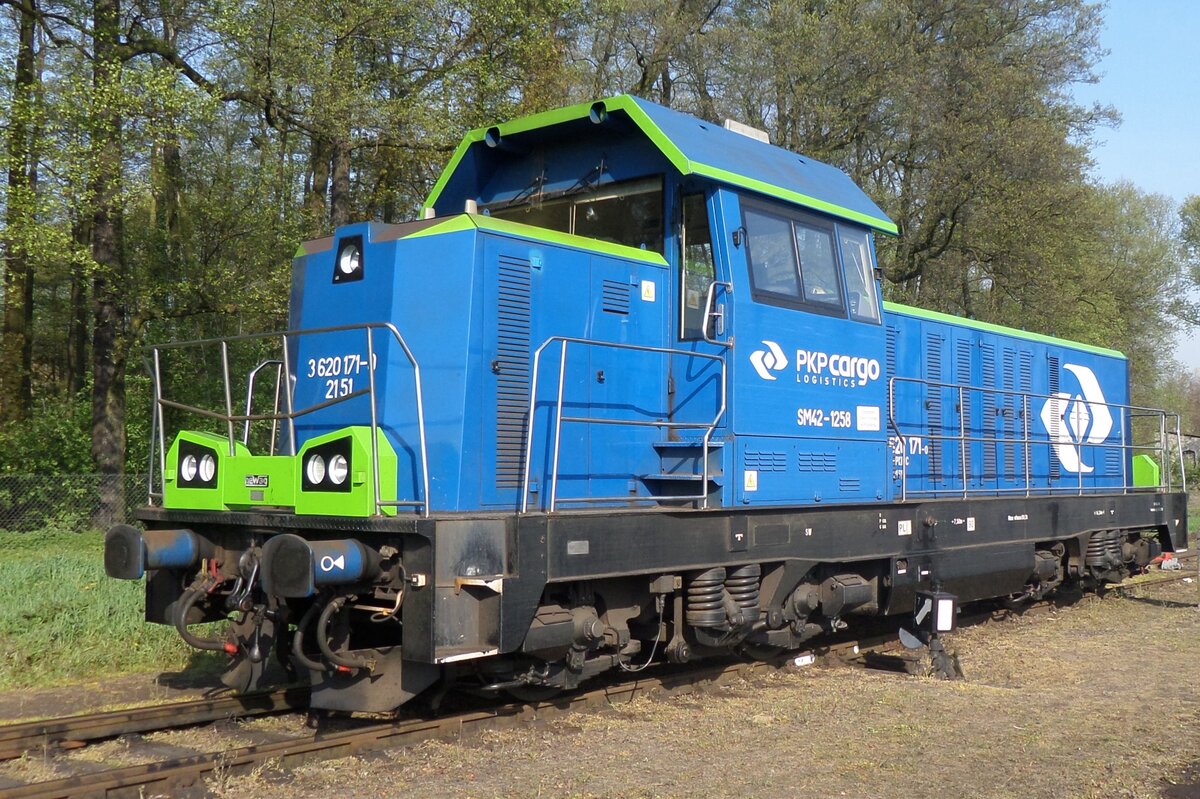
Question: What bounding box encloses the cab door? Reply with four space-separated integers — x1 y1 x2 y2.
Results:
660 189 731 505
724 194 890 507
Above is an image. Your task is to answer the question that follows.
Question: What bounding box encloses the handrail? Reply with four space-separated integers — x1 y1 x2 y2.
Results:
887 374 1184 500
520 336 726 513
145 322 431 517
243 360 283 453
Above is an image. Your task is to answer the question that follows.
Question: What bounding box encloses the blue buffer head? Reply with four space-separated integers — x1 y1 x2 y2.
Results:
260 533 383 598
104 525 205 580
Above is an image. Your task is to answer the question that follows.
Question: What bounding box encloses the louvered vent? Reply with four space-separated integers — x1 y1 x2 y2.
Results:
797 452 837 472
839 477 862 492
982 343 996 479
886 325 898 376
1002 348 1016 477
1048 356 1060 481
745 450 787 472
1105 448 1121 477
495 256 532 488
955 340 972 480
926 333 943 481
601 279 631 314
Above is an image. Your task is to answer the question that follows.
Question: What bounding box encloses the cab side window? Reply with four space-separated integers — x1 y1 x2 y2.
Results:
742 196 878 323
744 207 800 298
839 227 880 323
680 192 717 338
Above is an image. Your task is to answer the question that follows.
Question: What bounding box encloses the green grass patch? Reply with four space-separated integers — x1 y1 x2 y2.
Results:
0 526 222 689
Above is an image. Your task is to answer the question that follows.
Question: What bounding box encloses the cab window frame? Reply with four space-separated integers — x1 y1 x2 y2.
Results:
740 196 881 325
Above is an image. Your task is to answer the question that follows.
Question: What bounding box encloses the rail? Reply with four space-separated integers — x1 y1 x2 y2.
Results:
145 322 431 517
520 337 726 512
887 375 1186 501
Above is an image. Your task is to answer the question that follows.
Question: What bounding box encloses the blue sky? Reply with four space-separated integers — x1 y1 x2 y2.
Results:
1070 0 1200 371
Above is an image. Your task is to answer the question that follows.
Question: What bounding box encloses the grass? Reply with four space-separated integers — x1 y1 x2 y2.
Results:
0 526 220 690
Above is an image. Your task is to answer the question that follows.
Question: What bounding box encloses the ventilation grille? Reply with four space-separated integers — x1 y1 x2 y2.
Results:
495 256 532 488
982 342 996 479
601 280 631 314
886 325 898 376
797 452 837 472
745 450 787 473
1048 355 1060 481
1002 347 1016 477
956 339 973 479
1105 448 1121 475
839 477 861 492
926 333 943 480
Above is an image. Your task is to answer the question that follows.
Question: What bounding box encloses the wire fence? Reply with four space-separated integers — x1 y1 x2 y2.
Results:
0 474 151 532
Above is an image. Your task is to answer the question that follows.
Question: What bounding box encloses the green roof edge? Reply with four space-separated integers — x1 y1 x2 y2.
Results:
422 95 898 235
403 213 669 266
882 301 1126 359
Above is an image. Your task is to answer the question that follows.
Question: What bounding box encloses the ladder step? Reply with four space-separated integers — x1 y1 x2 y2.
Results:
643 472 723 482
653 440 725 450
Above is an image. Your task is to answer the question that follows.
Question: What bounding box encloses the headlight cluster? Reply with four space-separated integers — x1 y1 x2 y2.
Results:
302 439 353 492
177 442 219 488
332 235 365 284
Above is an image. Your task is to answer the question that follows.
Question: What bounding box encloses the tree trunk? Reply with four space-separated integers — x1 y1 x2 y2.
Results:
330 138 351 229
1 3 38 423
91 0 127 526
305 136 331 237
67 217 90 396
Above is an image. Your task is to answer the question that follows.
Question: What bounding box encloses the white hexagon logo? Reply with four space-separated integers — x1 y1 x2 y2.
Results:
749 340 788 381
1038 364 1114 474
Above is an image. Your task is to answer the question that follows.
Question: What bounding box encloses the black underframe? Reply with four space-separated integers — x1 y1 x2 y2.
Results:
138 490 1188 664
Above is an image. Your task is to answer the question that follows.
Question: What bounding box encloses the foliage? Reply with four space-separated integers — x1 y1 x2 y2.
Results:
0 528 223 688
0 0 1196 480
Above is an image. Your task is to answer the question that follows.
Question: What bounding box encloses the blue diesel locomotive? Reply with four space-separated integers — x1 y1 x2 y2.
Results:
105 96 1189 710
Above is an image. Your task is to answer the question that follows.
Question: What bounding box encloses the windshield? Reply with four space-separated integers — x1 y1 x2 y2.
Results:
485 177 664 253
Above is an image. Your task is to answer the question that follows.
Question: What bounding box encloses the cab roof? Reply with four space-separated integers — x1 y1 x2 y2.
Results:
423 95 897 235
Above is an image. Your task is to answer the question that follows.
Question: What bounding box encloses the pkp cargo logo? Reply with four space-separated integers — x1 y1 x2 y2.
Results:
749 340 789 381
1038 363 1113 474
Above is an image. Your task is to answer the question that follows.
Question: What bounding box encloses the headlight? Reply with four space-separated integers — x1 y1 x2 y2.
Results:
299 437 354 493
181 454 198 482
338 243 361 275
328 454 349 485
199 454 216 483
177 442 218 488
332 235 365 283
306 454 326 485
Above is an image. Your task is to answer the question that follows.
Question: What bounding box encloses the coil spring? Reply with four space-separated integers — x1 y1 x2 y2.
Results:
725 564 762 623
1085 530 1122 568
686 567 726 627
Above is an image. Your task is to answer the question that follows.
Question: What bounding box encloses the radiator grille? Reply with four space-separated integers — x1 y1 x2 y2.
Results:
495 256 532 488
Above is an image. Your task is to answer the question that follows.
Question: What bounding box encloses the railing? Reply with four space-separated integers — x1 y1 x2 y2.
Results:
520 337 727 513
146 323 431 517
887 375 1186 501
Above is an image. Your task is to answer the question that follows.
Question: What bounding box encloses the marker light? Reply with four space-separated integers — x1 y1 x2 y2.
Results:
199 454 216 483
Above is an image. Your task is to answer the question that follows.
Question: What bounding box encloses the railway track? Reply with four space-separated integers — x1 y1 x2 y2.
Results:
1 564 1192 799
0 687 309 763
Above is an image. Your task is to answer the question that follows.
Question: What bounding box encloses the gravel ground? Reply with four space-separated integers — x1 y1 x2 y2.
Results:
197 577 1200 799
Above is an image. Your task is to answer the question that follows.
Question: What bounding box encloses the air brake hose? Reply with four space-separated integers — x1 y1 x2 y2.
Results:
290 598 328 673
316 595 376 673
174 583 238 655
